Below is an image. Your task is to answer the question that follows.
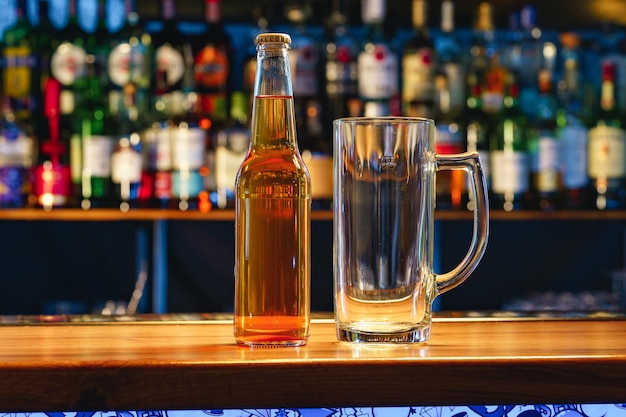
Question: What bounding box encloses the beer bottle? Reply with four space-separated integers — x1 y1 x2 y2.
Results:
234 33 312 347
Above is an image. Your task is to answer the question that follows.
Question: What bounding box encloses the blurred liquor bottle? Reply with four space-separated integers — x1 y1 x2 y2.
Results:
468 2 501 117
528 69 561 210
145 0 194 209
465 74 491 210
191 0 233 202
287 0 332 209
83 0 111 85
324 0 360 122
72 0 113 201
151 0 190 118
357 0 399 117
501 10 522 78
517 5 543 118
192 0 233 125
434 73 466 210
50 0 88 133
73 55 114 209
402 0 435 118
214 91 251 209
489 72 530 211
599 23 626 115
287 0 325 148
435 0 465 116
51 0 90 206
557 32 590 210
170 120 208 211
242 3 270 105
0 0 39 127
32 77 72 210
587 61 626 210
107 0 152 119
0 97 35 208
110 82 146 211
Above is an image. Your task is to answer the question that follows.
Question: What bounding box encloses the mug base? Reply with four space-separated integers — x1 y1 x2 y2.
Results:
336 324 431 343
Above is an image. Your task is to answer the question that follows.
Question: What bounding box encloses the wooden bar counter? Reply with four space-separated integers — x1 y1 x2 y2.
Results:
0 314 625 411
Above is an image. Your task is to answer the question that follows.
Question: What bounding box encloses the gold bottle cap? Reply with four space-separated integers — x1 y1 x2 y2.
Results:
256 33 292 45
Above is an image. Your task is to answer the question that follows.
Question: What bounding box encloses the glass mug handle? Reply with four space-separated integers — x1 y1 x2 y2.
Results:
434 151 489 294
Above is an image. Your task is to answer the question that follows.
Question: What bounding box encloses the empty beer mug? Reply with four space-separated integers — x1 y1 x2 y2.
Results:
333 117 489 343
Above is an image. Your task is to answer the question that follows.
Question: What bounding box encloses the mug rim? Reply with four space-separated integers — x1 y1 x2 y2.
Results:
333 116 435 125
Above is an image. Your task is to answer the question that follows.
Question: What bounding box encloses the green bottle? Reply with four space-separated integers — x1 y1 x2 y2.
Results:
73 56 114 209
489 72 530 211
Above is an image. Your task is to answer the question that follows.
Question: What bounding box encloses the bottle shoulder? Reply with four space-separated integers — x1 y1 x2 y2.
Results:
238 150 309 175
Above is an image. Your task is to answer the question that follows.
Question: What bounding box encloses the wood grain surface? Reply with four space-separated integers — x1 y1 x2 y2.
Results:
0 318 625 410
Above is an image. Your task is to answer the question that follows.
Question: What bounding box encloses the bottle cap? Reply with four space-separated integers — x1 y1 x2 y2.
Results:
256 33 292 45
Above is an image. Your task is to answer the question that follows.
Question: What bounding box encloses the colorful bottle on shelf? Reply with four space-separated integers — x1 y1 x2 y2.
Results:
107 0 152 119
0 0 39 127
287 1 332 208
557 32 589 210
528 69 561 210
215 91 251 209
517 4 543 117
402 0 435 118
469 2 503 117
489 73 530 211
465 74 492 209
144 0 192 209
234 33 311 347
192 0 233 125
434 73 466 210
32 77 72 210
242 4 269 101
287 0 323 152
435 0 465 115
50 0 88 120
150 0 190 118
110 82 145 211
0 98 35 208
357 0 398 117
324 0 360 121
73 55 114 209
170 118 208 212
588 61 626 210
190 0 233 203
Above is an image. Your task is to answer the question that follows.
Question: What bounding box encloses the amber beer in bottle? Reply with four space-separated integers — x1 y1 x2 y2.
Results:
234 33 312 347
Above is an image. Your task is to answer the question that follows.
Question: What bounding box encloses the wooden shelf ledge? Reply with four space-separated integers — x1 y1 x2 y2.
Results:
0 208 625 222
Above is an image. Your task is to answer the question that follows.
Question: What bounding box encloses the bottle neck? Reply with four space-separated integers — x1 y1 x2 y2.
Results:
476 2 493 31
441 0 454 33
412 0 428 31
162 0 175 21
361 0 385 26
124 0 134 17
96 0 107 30
600 79 616 113
251 41 297 150
68 0 77 22
205 0 221 24
254 43 293 97
16 0 26 19
599 63 618 114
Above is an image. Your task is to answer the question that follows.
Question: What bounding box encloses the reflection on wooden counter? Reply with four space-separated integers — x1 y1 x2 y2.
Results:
0 316 625 410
